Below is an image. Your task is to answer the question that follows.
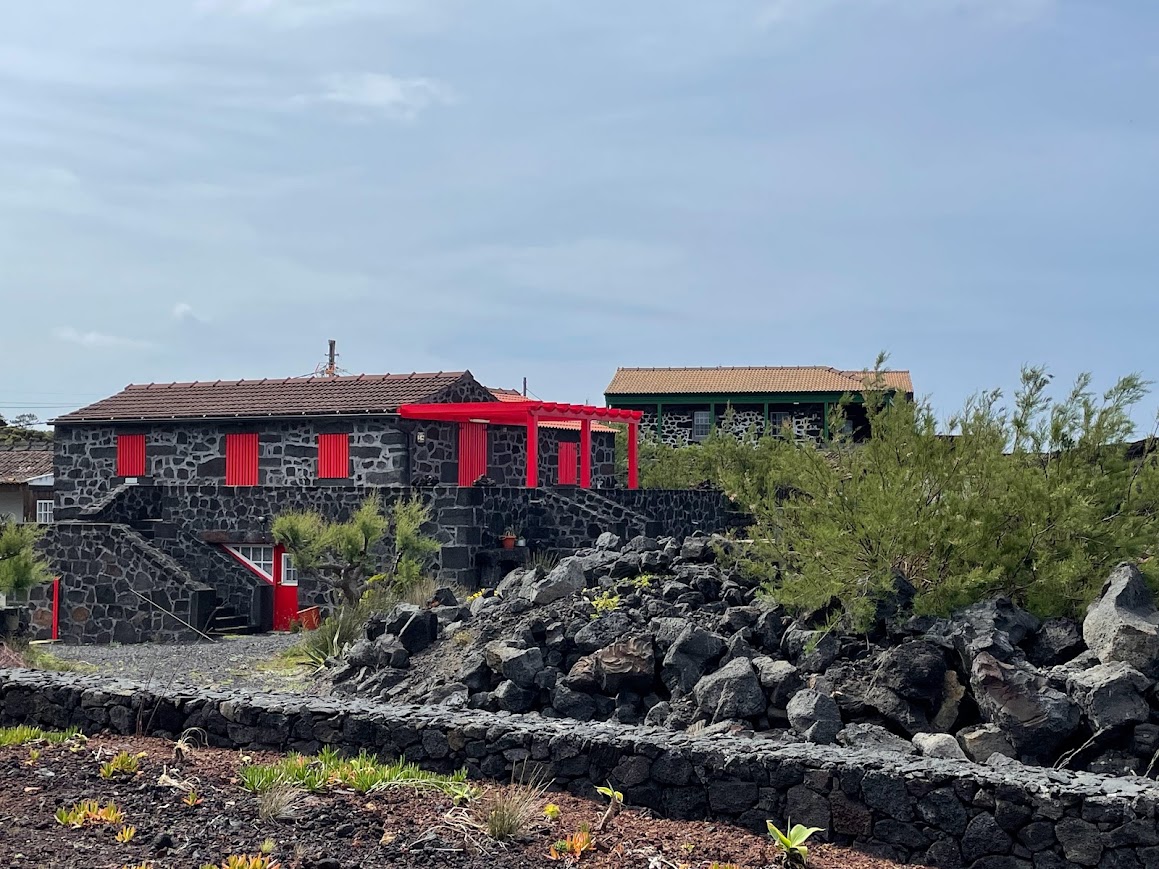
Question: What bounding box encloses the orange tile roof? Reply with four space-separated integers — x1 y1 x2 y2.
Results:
604 366 913 396
489 390 618 433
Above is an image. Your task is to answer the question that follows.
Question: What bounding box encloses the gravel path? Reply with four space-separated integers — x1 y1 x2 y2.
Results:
48 633 314 694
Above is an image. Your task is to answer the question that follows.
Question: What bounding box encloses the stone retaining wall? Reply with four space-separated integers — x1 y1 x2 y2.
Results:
2 669 1156 868
28 525 213 643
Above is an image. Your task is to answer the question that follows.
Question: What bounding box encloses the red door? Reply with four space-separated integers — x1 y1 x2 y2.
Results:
272 545 299 632
458 422 488 486
558 441 578 485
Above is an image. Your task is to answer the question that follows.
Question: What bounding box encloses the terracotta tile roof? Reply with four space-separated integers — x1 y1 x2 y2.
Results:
604 366 913 396
0 443 53 484
54 372 478 423
489 389 618 433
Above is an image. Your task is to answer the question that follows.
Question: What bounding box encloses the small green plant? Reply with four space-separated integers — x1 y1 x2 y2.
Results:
767 821 824 866
25 747 42 765
631 574 656 590
100 751 143 779
595 785 623 804
55 799 125 828
452 630 475 648
587 590 621 619
259 838 276 855
183 789 203 807
528 550 560 572
0 724 80 746
466 588 486 602
115 825 137 843
543 802 561 821
218 857 281 869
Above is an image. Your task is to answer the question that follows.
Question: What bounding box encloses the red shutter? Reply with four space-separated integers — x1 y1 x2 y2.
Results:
225 433 259 486
317 433 350 479
457 422 488 486
558 441 578 485
116 434 146 477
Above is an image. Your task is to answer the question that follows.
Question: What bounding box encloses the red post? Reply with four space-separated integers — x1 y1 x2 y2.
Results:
526 414 539 488
627 422 639 490
580 419 592 489
51 577 61 641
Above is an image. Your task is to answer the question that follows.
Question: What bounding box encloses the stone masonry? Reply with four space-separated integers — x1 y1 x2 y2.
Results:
2 669 1157 868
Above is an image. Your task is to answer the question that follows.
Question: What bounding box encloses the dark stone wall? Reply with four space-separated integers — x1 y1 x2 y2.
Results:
28 524 213 644
4 670 1157 868
54 418 412 512
599 489 750 540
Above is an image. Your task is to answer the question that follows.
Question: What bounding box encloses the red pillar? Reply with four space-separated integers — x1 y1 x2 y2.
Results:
51 577 61 640
627 422 639 489
580 419 592 489
526 414 539 488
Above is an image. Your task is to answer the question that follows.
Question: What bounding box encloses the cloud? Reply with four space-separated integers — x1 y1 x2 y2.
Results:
305 73 455 121
759 0 1053 28
195 0 434 27
172 301 208 323
53 326 154 350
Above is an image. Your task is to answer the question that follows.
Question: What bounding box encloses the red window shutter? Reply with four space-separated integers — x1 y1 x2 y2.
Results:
558 442 578 485
457 423 488 486
317 433 350 479
116 434 146 477
225 433 259 486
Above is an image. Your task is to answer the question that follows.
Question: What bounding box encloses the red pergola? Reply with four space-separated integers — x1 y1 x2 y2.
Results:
398 401 643 489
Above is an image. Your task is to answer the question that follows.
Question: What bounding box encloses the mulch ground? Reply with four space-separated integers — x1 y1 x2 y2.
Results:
0 733 901 869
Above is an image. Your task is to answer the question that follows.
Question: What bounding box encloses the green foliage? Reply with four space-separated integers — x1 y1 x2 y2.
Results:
99 750 142 779
0 724 80 746
722 360 1159 626
272 494 439 607
586 590 621 620
0 520 51 596
767 821 824 865
240 747 474 801
0 415 52 445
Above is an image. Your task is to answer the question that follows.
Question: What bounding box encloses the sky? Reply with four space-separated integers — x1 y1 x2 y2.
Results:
1 1 1157 430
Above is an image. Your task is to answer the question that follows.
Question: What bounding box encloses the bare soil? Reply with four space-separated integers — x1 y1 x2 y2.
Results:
0 733 901 869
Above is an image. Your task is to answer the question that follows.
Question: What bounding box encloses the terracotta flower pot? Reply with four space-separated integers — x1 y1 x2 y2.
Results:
501 534 517 550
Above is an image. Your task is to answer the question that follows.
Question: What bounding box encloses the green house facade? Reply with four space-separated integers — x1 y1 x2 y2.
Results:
604 366 914 446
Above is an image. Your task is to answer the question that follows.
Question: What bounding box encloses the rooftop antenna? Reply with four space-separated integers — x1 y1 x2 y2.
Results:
523 377 528 397
307 339 349 378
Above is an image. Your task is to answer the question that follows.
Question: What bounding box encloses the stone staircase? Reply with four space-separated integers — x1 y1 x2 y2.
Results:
535 488 657 546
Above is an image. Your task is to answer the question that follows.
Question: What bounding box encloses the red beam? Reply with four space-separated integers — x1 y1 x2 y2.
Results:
627 422 639 489
51 577 60 641
580 419 591 489
526 415 539 488
399 402 643 426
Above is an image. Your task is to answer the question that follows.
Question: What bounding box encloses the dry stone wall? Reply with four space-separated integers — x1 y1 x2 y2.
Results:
2 669 1157 868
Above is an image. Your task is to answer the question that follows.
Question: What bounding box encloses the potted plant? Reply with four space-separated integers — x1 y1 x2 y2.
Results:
500 527 518 549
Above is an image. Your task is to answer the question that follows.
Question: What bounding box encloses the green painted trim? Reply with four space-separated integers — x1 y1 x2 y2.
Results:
607 391 874 406
656 402 663 437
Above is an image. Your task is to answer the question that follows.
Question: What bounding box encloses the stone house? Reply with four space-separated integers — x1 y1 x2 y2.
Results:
0 443 54 525
604 366 915 446
34 370 738 644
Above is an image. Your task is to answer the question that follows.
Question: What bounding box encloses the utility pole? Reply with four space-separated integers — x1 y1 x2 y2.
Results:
326 340 337 377
522 377 528 397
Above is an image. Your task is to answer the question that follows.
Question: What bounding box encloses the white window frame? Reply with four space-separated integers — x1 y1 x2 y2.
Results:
691 410 712 442
226 544 275 580
281 552 298 587
35 500 54 524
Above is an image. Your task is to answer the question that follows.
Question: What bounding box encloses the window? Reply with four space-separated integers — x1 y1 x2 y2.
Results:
769 412 794 438
281 552 298 587
116 434 146 477
225 433 259 486
228 545 274 578
36 500 54 524
317 433 350 479
692 410 712 442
